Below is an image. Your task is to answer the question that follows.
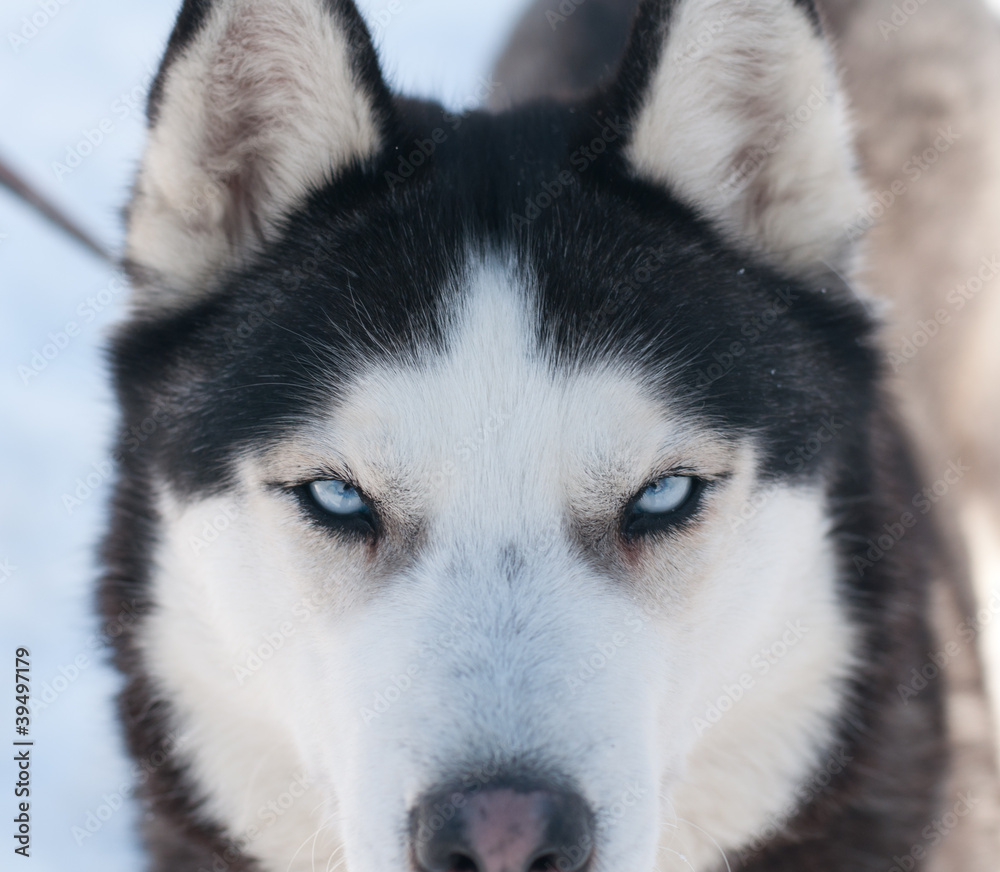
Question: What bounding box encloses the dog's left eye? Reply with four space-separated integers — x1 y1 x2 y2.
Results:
624 475 703 537
635 476 694 514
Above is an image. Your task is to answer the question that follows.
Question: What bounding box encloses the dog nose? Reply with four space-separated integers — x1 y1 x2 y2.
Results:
413 786 593 872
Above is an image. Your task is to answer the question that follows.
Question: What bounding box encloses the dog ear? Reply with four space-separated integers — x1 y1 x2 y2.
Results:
610 0 863 277
125 0 393 313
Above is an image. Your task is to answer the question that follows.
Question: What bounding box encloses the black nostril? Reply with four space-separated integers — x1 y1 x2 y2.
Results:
412 781 593 872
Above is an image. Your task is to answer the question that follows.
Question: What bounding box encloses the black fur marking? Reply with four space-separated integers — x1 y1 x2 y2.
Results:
791 0 824 33
601 0 676 129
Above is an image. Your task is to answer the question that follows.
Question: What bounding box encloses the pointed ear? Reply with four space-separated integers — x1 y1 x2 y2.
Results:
612 0 863 277
126 0 393 313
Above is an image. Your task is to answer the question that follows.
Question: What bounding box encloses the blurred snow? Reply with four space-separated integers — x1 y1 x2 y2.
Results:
0 1 525 869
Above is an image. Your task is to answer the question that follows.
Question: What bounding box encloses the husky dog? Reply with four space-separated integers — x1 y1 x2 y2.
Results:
103 1 956 869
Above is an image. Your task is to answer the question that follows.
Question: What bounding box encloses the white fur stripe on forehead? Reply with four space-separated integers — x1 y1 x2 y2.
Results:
127 0 384 313
623 0 864 277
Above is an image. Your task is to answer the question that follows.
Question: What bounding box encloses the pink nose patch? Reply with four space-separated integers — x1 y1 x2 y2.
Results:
464 790 552 872
412 783 593 872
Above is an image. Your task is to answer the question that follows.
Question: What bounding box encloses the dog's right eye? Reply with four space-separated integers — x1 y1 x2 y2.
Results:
309 479 367 514
296 479 377 536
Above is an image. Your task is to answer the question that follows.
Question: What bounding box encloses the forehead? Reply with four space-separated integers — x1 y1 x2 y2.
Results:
265 260 738 496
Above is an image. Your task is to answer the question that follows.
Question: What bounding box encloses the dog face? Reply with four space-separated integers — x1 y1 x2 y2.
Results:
114 1 877 869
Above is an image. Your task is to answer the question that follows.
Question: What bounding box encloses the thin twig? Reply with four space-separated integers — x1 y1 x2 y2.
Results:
0 153 113 263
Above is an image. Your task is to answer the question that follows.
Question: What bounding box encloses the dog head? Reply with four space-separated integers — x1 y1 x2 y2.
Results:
113 1 875 869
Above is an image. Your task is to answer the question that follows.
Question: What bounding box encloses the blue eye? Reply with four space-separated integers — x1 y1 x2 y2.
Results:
635 476 694 514
624 475 703 538
308 479 369 516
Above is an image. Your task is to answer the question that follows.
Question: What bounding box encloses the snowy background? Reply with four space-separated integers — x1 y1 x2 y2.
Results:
3 0 1000 870
0 1 531 868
